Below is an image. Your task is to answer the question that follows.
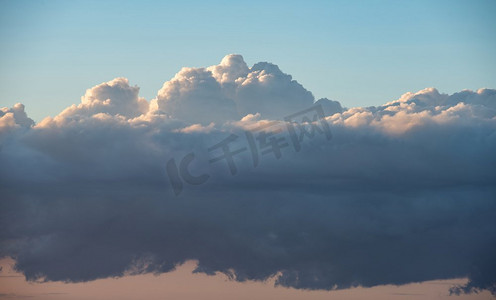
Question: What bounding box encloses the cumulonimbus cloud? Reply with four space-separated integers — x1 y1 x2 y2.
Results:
0 55 495 295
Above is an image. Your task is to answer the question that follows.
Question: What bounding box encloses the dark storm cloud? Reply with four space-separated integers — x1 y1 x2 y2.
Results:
0 55 495 295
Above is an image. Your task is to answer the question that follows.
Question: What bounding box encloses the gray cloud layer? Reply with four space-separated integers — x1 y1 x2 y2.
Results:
0 55 495 295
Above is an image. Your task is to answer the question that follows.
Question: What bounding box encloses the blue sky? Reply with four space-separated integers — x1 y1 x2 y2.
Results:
1 0 495 122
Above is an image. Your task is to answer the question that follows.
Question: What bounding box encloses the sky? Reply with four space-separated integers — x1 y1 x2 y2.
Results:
0 258 493 300
1 1 496 300
1 0 496 122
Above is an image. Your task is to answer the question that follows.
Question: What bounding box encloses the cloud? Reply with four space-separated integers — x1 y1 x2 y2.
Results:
0 55 495 296
152 66 239 125
150 54 316 124
174 122 215 133
207 54 250 84
0 104 34 138
55 77 149 121
233 61 314 120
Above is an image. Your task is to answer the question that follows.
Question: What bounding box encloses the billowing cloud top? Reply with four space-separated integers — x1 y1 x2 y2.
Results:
1 55 495 296
150 54 315 123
